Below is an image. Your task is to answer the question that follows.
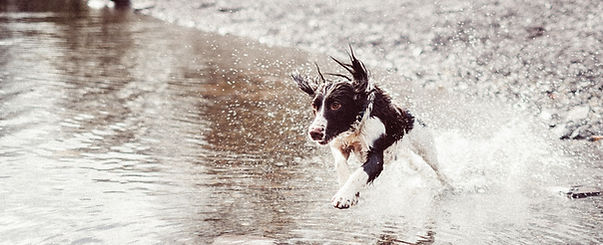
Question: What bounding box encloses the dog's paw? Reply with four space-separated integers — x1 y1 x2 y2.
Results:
331 191 360 209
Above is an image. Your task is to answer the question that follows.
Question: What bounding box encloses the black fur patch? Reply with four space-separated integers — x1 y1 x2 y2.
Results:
319 83 363 143
370 90 414 146
361 91 415 184
363 147 384 183
330 46 369 91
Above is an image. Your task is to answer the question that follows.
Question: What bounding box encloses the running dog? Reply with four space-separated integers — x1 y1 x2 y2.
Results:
292 47 451 209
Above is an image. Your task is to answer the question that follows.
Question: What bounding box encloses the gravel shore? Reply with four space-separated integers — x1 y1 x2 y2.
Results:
131 0 601 140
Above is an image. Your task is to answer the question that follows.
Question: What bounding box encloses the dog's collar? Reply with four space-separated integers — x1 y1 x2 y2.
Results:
354 88 376 126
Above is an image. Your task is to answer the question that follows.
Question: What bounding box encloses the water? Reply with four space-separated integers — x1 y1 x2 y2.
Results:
0 1 601 244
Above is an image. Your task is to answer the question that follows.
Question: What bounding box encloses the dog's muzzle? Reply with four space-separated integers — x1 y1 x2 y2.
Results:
309 127 327 144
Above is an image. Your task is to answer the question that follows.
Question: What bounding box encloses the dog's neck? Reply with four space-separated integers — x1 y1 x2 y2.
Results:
352 86 376 131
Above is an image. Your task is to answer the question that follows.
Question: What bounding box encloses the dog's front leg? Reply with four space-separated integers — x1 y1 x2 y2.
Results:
330 145 351 187
331 150 384 209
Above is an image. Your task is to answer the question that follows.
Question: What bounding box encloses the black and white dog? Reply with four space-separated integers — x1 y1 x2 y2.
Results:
292 48 451 209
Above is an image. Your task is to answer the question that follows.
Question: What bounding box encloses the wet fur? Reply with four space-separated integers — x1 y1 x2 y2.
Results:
292 48 449 209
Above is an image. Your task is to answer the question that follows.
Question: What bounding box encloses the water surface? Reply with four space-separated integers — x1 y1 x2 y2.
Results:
0 2 601 244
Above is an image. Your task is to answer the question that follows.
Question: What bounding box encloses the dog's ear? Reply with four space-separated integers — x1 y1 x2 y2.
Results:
331 45 369 93
348 46 369 93
291 74 317 96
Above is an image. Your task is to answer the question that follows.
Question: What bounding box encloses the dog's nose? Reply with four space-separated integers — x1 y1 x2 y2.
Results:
309 128 324 141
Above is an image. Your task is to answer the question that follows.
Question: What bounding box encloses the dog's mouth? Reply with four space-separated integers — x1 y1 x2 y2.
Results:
315 136 332 145
311 130 348 146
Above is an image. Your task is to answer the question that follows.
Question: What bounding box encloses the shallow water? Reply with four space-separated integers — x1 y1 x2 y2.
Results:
0 1 601 244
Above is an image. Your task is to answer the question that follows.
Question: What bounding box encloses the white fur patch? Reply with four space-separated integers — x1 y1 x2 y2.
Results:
330 117 386 152
359 116 386 149
330 145 351 187
309 101 327 131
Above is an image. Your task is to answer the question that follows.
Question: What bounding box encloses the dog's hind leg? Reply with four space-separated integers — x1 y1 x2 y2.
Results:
419 148 453 188
408 127 453 188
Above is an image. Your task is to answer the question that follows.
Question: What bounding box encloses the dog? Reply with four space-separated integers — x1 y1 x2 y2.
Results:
292 47 451 209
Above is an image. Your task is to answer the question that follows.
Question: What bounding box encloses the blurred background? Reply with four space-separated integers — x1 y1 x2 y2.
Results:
132 0 602 141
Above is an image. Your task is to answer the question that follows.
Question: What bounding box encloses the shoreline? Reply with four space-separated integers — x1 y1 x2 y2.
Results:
130 0 601 140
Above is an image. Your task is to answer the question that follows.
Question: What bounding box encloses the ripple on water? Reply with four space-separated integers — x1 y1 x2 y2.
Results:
1 1 601 244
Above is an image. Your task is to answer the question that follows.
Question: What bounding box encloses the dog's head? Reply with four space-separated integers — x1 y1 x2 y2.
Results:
292 48 372 145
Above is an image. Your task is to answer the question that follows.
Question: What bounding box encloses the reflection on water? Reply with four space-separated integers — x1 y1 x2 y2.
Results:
0 1 601 244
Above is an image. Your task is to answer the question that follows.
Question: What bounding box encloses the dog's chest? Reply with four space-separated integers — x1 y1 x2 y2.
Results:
332 117 387 162
332 133 369 162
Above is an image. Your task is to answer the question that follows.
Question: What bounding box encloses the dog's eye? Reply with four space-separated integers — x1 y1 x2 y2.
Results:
330 102 341 111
